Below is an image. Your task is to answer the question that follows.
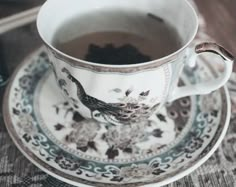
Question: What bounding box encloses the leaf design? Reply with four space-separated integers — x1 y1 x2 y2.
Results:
211 110 219 117
88 141 97 151
140 90 150 97
63 89 69 96
54 106 59 114
54 124 65 131
123 147 132 153
64 102 69 106
101 134 106 140
13 108 20 115
152 129 163 138
58 79 67 88
73 112 85 122
157 114 167 122
125 88 133 97
106 146 119 159
110 88 122 93
23 134 31 143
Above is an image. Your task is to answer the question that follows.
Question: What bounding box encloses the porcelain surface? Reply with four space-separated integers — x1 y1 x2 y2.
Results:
3 48 230 187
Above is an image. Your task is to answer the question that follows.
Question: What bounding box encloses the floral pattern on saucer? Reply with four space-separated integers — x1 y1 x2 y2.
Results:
4 48 230 186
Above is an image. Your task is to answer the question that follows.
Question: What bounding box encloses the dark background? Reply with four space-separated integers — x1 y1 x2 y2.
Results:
0 0 43 18
195 0 236 72
0 0 235 74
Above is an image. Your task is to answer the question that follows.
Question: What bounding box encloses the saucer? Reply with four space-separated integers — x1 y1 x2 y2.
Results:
3 47 231 187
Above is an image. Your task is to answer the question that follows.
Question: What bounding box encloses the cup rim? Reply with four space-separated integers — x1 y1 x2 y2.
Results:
37 0 199 69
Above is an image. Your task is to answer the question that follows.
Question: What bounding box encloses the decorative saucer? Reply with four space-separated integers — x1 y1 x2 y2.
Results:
3 47 231 187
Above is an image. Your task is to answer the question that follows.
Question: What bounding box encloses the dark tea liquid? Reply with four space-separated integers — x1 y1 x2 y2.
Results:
53 12 182 65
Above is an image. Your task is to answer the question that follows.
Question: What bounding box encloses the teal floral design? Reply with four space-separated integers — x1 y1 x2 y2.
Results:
8 50 227 186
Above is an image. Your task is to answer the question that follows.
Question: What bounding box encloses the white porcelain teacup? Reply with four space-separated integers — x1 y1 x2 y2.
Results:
37 0 234 125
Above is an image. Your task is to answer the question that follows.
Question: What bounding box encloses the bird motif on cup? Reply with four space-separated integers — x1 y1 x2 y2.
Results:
61 68 159 125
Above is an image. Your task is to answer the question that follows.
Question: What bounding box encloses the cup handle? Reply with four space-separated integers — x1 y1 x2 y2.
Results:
167 42 234 102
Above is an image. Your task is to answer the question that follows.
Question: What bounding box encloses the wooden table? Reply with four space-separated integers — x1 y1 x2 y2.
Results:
1 0 235 60
195 0 236 71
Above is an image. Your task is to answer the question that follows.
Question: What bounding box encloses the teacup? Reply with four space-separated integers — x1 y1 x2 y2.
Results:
37 0 234 125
